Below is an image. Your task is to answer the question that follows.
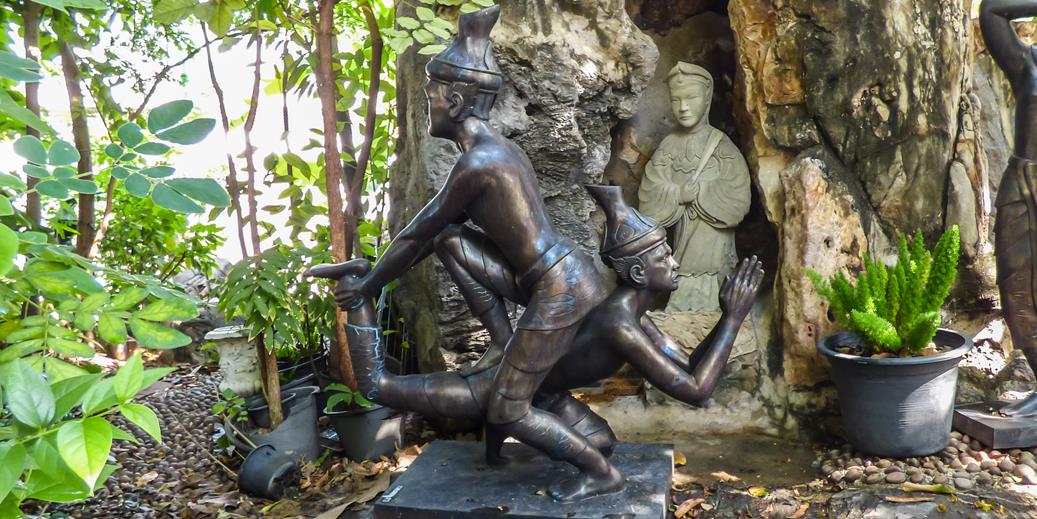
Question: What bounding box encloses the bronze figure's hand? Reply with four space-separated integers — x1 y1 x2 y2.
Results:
304 258 374 309
719 255 764 320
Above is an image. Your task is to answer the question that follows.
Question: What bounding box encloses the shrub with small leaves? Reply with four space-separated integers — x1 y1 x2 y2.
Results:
807 226 960 356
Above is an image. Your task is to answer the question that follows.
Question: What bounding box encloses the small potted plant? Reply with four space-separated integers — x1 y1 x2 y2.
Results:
809 226 972 457
323 383 402 461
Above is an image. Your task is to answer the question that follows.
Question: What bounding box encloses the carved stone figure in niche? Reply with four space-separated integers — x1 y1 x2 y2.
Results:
638 62 751 313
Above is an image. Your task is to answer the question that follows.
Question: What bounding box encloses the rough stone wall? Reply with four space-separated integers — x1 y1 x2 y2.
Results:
390 0 657 371
728 0 986 391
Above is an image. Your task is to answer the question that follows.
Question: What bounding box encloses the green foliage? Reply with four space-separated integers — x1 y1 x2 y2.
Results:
806 226 960 355
217 245 336 358
98 187 223 281
0 353 174 513
322 383 373 413
211 388 248 423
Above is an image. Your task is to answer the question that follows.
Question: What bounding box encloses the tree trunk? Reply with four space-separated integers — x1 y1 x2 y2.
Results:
256 334 283 427
60 43 94 257
315 0 358 391
21 1 42 225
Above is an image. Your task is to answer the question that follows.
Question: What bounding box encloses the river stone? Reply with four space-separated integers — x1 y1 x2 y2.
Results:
885 472 907 484
909 472 927 484
954 477 974 490
845 468 863 482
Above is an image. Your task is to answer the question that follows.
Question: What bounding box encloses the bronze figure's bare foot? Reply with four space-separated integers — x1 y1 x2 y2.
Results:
548 466 624 502
1000 391 1037 416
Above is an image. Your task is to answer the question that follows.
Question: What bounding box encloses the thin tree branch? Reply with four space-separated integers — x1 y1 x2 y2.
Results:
202 24 250 259
22 1 42 225
242 28 263 256
61 43 95 257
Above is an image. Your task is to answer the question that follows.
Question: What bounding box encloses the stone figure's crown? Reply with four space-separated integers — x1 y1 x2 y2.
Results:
667 61 713 91
586 185 666 259
425 5 503 93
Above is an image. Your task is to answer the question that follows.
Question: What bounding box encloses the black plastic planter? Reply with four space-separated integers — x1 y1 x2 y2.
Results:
249 385 322 461
246 392 296 429
326 404 402 461
238 444 297 499
818 328 973 457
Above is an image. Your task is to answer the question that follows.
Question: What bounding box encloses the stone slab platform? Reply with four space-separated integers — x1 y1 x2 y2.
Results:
954 401 1037 449
373 441 672 519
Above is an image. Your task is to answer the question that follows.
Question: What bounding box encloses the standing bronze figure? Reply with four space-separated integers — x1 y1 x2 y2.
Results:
310 186 763 501
981 0 1037 417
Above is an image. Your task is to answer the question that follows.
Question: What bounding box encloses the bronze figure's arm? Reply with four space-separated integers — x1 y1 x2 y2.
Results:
332 163 480 309
622 257 763 406
980 0 1036 82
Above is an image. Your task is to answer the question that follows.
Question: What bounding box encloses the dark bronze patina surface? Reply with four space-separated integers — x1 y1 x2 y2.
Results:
308 6 763 502
954 0 1037 448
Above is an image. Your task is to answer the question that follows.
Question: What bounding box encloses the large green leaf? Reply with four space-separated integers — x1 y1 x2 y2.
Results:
0 196 13 217
48 140 80 165
0 442 25 503
141 367 175 391
13 135 47 164
0 50 41 82
129 318 191 349
36 179 69 199
23 164 50 178
133 297 197 321
79 378 116 415
110 165 130 180
154 118 216 145
0 224 15 277
166 178 230 207
140 165 175 179
135 142 171 155
104 143 124 159
110 287 150 310
0 173 26 191
125 173 151 197
3 359 55 428
151 183 203 214
146 100 193 133
113 353 143 402
51 373 104 419
208 1 234 36
47 338 95 358
153 0 201 24
117 122 144 148
0 90 51 134
120 403 162 443
59 178 99 194
56 416 113 489
97 314 128 345
52 165 75 178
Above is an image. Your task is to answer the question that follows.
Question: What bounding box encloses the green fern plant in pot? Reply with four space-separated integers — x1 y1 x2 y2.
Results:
809 226 972 457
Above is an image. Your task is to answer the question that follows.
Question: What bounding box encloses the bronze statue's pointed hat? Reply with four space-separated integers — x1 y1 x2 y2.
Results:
586 185 666 258
425 5 503 93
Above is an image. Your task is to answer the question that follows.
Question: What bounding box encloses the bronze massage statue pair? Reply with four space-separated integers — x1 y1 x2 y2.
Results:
307 6 763 502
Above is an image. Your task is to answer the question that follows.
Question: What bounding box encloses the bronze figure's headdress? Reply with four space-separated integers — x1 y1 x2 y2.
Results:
425 5 503 94
586 185 666 260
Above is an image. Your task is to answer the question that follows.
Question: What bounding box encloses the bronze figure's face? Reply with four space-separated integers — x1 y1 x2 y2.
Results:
424 78 454 139
670 81 710 130
641 242 680 292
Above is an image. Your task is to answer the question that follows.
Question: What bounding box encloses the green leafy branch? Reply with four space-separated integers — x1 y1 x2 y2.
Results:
806 226 960 355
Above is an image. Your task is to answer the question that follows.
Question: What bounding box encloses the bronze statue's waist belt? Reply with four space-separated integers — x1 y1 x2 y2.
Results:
516 239 577 294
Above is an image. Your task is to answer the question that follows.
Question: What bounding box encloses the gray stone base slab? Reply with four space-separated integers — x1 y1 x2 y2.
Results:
373 441 672 519
954 401 1037 449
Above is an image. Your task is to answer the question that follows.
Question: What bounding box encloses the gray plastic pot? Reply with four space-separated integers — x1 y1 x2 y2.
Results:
250 385 322 461
818 328 973 457
238 444 297 499
326 404 402 461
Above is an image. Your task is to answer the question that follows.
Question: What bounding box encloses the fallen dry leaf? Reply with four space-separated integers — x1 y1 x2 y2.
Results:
314 503 349 519
748 486 768 497
674 498 704 518
901 482 956 495
789 502 810 518
674 451 687 466
885 496 934 503
711 471 741 483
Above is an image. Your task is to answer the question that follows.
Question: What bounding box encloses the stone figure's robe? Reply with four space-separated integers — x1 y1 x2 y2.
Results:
638 128 751 312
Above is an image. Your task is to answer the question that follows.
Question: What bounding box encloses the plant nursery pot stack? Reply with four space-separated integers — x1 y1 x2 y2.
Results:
819 329 972 457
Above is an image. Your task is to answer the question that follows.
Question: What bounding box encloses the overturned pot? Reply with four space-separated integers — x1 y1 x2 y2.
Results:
818 328 973 457
238 444 297 499
230 385 323 462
